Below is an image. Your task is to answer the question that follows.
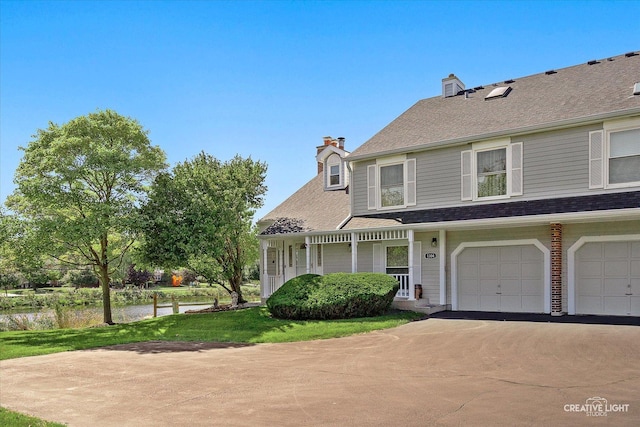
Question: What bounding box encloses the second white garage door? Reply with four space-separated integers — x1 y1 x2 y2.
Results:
576 241 640 316
458 245 545 313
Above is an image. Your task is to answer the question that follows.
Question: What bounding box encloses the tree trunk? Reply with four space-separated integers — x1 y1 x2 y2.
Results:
99 265 113 324
99 234 113 324
231 270 246 304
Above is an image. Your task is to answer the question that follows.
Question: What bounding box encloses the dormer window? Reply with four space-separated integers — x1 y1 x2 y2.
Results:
316 137 349 191
326 154 342 188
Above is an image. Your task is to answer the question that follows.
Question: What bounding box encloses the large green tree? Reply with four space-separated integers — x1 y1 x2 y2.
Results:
140 152 266 303
6 110 167 324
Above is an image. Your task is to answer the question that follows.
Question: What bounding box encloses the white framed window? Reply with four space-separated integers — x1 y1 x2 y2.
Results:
367 156 416 210
325 154 342 189
591 118 640 189
461 139 523 201
385 245 409 275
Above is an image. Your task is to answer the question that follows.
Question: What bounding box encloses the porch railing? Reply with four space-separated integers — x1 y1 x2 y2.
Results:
392 274 410 298
268 275 283 295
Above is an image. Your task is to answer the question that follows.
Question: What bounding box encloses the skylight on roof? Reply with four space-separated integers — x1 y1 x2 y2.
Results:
484 86 512 100
634 82 640 96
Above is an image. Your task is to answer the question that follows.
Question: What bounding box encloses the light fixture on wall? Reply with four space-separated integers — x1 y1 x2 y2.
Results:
431 238 438 247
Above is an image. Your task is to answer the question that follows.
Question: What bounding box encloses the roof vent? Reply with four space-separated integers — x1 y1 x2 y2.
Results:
484 86 512 100
473 85 484 90
442 74 465 98
587 60 600 65
634 83 640 96
625 52 638 57
545 70 557 75
504 79 515 84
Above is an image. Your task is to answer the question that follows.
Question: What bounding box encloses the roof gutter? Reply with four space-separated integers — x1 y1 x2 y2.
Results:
258 208 639 239
346 108 640 162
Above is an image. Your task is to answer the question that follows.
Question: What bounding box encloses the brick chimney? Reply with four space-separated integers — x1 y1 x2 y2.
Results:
316 136 344 174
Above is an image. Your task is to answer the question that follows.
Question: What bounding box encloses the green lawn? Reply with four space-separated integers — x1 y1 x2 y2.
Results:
0 407 65 427
0 307 423 361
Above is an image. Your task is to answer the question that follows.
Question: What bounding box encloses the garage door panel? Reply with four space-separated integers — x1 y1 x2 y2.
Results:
632 242 640 257
522 279 543 295
521 262 542 279
499 247 521 262
579 243 602 259
479 280 497 294
631 297 640 316
604 242 630 258
578 296 603 314
579 279 602 296
604 297 629 315
480 295 499 311
604 279 630 296
480 248 498 262
459 248 479 263
459 278 478 295
459 295 478 311
500 263 521 278
631 262 640 277
460 264 478 279
500 295 522 312
604 261 629 277
521 245 543 260
500 279 521 295
578 261 602 277
522 295 543 312
479 264 498 279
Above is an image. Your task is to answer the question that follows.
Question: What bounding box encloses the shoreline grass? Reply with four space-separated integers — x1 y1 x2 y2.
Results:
0 307 423 361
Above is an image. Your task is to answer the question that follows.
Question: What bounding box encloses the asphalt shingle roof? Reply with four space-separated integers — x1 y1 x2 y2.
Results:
350 52 640 159
259 174 350 235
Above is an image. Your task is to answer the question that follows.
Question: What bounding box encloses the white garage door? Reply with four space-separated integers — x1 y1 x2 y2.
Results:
576 241 640 316
458 245 544 313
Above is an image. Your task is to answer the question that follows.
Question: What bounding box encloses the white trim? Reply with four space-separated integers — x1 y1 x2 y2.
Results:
262 208 639 239
439 229 447 305
408 230 415 300
567 234 640 315
603 118 640 189
451 239 551 313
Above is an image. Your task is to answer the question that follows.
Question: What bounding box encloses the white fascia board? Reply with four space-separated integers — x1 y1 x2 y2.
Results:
343 208 640 234
258 208 638 239
316 145 348 162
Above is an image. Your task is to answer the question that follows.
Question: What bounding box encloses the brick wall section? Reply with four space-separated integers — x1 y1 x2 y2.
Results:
551 223 563 316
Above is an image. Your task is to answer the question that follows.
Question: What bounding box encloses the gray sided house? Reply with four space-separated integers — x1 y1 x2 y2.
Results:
258 53 640 317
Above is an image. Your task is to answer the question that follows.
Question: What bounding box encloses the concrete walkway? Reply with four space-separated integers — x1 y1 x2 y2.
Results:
1 318 639 426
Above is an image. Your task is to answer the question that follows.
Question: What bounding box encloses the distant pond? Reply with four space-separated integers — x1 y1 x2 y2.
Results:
0 301 215 324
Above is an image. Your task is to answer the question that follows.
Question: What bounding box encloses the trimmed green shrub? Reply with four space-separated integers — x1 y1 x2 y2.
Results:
267 273 399 320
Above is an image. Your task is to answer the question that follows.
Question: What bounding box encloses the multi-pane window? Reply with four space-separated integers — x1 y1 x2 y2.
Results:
476 148 507 198
329 164 340 186
386 246 408 275
609 128 640 185
380 164 404 207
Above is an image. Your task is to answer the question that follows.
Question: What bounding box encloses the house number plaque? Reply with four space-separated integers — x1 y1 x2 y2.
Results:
425 253 437 259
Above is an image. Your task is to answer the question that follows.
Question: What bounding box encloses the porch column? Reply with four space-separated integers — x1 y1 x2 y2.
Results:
551 223 563 316
439 229 447 306
305 236 311 274
261 240 269 298
408 229 415 300
351 232 358 273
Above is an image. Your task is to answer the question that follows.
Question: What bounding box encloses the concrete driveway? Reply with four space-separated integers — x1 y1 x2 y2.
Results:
1 318 639 426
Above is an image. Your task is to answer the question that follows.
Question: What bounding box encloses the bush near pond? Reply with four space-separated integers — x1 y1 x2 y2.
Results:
267 273 399 320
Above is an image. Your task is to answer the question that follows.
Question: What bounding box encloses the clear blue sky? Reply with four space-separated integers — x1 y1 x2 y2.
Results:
1 0 639 221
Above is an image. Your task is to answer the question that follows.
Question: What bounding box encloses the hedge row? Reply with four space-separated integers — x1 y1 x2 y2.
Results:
267 273 399 320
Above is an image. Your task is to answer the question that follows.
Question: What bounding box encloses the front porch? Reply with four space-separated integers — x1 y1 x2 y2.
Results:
260 228 448 310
